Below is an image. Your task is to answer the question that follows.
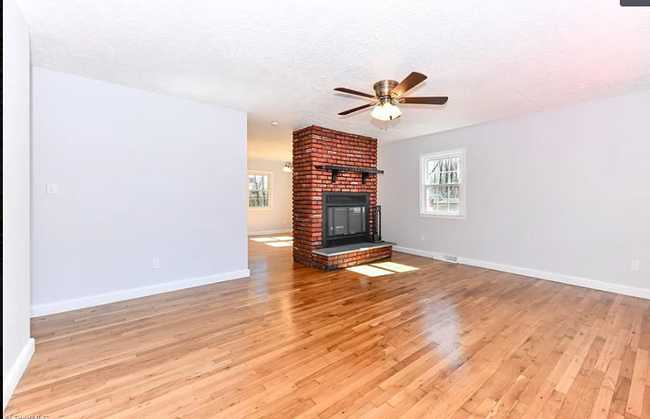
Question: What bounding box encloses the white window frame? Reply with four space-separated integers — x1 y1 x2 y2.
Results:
247 170 273 210
419 148 466 219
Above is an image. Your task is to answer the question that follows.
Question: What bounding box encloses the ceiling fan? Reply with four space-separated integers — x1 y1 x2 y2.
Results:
335 72 448 121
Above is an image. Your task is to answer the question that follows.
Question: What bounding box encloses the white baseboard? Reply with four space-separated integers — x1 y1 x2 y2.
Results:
30 269 251 317
3 338 35 412
248 229 292 236
393 246 439 260
393 246 650 300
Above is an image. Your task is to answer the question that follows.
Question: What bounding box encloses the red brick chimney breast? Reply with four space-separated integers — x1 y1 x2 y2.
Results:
292 125 391 269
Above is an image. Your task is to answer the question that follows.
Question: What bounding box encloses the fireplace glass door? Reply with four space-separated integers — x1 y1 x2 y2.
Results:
328 206 366 237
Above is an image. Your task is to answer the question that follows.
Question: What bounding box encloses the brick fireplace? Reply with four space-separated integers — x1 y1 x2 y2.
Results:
292 125 392 270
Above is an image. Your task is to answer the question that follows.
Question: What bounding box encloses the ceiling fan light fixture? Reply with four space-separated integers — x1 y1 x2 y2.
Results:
371 101 402 121
335 72 447 121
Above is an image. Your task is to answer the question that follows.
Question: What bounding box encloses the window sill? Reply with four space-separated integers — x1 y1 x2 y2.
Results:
419 212 466 220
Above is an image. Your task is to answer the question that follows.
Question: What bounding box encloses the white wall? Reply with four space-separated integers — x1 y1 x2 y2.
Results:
247 159 292 235
379 90 650 298
3 0 35 410
31 68 249 316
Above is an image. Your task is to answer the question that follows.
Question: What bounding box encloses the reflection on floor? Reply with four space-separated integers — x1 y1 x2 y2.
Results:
7 235 650 418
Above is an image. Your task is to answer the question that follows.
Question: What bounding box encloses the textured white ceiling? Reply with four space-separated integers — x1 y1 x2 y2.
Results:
16 0 650 161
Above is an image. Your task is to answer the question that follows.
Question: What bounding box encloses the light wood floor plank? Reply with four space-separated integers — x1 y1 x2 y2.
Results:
5 238 650 418
627 348 648 417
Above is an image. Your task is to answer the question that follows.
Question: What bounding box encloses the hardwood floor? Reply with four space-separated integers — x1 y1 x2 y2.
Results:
6 238 650 418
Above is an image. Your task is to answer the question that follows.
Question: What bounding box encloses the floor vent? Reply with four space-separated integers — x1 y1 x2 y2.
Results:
442 255 458 264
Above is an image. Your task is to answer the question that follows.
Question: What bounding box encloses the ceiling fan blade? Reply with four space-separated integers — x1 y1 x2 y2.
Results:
391 72 428 97
400 96 449 105
334 87 376 99
338 103 374 116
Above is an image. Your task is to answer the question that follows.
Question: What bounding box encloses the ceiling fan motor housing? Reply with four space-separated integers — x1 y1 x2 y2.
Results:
373 80 399 98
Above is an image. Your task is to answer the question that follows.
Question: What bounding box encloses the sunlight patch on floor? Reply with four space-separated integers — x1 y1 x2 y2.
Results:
266 241 293 247
348 262 419 277
249 236 294 247
250 236 293 244
372 262 419 273
250 237 277 242
346 265 395 277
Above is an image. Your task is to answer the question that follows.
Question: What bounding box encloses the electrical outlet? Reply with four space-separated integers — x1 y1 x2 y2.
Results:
152 258 161 269
631 260 640 271
420 234 425 241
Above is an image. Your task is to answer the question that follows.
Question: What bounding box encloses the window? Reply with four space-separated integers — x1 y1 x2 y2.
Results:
248 171 272 208
420 149 466 218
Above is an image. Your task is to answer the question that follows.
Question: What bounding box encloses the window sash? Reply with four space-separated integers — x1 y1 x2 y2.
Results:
248 172 272 208
249 190 270 207
420 149 466 217
248 175 269 190
423 184 462 214
424 157 461 185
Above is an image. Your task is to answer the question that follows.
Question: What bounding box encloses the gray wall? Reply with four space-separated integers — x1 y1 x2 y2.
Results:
247 159 292 234
379 90 650 296
3 0 33 409
31 68 249 314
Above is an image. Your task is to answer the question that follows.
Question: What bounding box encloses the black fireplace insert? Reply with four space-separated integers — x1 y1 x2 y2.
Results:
322 192 370 248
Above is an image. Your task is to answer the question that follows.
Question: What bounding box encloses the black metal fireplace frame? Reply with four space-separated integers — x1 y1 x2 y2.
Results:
321 192 370 248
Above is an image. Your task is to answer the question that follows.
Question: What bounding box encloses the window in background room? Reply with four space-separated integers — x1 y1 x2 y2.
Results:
248 171 272 208
420 149 466 218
